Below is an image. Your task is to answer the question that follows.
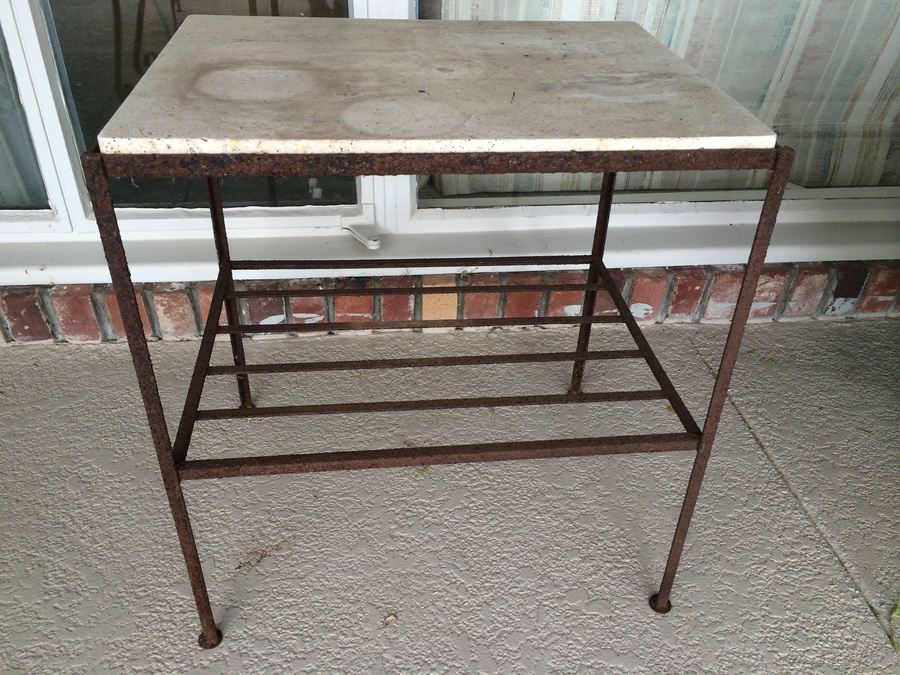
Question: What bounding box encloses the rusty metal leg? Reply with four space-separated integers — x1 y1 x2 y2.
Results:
650 146 794 613
569 172 616 394
83 153 222 649
208 177 254 409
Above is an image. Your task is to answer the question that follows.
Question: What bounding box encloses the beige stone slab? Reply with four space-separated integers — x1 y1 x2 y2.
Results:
98 16 776 155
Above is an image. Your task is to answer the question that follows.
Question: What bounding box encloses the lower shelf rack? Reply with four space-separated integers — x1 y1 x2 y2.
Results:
173 257 702 477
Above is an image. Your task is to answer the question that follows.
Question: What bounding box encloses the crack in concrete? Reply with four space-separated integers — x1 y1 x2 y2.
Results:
685 332 893 643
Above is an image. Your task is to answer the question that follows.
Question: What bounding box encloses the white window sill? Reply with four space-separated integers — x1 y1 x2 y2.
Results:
1 194 897 285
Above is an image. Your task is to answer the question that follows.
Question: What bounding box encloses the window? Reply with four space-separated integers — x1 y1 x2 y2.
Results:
0 23 47 209
0 0 895 286
418 1 900 205
46 0 355 207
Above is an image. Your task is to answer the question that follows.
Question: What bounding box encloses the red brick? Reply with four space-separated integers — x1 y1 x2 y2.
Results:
666 267 707 321
702 266 744 321
105 284 153 339
629 268 668 322
0 288 52 342
750 264 791 320
51 284 101 342
592 268 626 316
196 281 227 327
504 272 543 318
857 261 900 315
462 273 501 320
150 284 197 339
546 270 586 317
782 263 829 319
701 264 789 322
378 276 415 322
823 261 868 317
334 278 374 321
241 281 286 326
286 280 327 326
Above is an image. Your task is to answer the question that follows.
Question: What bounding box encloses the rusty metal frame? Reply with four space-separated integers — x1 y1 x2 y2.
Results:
82 144 793 648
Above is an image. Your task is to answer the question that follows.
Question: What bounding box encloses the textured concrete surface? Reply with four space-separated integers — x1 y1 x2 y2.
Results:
0 321 897 672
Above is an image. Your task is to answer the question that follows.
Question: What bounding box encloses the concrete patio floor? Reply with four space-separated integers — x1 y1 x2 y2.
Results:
0 320 897 672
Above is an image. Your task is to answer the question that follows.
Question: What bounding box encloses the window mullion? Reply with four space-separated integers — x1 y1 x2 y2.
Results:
349 0 418 236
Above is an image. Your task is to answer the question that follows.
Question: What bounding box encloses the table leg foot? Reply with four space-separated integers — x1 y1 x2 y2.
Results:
649 593 672 614
198 627 223 649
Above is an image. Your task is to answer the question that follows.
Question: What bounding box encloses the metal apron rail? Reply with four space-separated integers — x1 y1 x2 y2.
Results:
83 144 791 649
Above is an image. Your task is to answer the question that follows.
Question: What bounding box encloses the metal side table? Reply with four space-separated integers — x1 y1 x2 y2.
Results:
83 16 792 648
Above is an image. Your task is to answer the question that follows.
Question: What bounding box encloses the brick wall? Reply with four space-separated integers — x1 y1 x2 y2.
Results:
0 261 897 345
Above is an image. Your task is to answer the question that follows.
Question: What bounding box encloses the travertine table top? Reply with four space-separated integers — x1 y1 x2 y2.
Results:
98 16 776 155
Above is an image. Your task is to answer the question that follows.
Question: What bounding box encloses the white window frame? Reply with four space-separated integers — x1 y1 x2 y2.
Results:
0 0 78 235
0 0 897 285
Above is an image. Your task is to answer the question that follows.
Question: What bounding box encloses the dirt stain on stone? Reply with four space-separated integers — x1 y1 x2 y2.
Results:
236 543 283 571
413 465 433 479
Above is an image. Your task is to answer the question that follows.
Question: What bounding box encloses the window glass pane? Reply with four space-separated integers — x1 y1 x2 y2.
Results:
419 1 900 202
0 27 49 209
47 0 354 208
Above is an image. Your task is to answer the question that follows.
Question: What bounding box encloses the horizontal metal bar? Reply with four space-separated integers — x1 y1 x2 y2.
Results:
207 349 644 375
100 148 777 178
217 315 623 334
196 389 666 421
230 255 592 271
229 282 605 299
178 432 700 480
